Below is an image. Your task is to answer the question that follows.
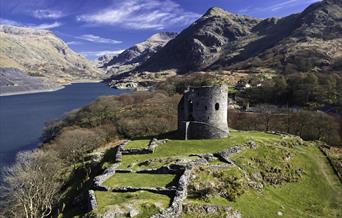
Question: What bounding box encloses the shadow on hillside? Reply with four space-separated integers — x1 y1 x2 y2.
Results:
130 130 182 141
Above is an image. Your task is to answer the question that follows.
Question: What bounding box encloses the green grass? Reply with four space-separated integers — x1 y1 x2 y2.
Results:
186 195 230 206
97 130 342 218
125 140 150 149
179 135 342 218
103 173 176 188
228 87 238 94
187 165 247 202
231 142 302 185
226 144 342 218
118 131 281 170
94 190 171 216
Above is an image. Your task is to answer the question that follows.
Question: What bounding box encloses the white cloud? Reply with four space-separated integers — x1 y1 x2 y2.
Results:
0 18 61 29
269 0 321 11
31 22 62 29
237 0 321 15
0 18 22 26
77 0 200 30
66 41 82 45
77 34 122 44
33 9 65 19
270 0 300 11
80 50 125 59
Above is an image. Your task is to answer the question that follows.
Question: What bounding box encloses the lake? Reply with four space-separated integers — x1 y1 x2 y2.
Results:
0 83 128 170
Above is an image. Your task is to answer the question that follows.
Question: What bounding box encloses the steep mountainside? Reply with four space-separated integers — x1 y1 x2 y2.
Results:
138 0 342 74
0 25 102 94
97 54 116 67
102 32 177 77
103 32 177 68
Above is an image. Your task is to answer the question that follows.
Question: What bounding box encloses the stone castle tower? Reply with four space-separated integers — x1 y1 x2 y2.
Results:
178 85 229 139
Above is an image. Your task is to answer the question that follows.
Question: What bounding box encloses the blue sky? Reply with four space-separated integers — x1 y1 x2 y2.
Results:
0 0 320 59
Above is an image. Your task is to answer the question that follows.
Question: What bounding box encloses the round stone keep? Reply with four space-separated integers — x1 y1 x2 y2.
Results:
178 85 229 139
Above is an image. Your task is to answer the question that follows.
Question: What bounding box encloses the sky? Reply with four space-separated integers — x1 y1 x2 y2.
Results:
0 0 320 60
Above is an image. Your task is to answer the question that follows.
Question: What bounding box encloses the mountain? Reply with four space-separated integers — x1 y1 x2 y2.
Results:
137 0 342 74
104 32 177 67
0 25 102 95
97 54 116 67
98 32 177 76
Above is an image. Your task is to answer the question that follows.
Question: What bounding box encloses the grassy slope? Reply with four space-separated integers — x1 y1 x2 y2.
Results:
227 145 342 217
95 131 342 217
0 26 100 82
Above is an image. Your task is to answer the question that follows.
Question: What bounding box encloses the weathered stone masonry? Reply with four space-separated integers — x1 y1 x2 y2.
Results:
178 85 229 139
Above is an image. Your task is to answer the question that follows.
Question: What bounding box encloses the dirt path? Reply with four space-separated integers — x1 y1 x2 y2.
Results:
314 150 342 193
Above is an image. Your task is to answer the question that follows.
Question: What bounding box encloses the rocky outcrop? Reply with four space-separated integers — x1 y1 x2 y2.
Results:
88 190 97 211
182 204 241 218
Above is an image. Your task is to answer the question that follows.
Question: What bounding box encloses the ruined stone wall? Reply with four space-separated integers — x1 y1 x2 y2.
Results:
178 86 229 139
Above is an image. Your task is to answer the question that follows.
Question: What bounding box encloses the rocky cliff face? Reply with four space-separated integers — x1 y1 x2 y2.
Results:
137 0 342 74
0 25 103 94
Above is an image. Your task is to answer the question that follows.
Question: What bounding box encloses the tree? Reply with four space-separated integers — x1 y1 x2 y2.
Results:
52 127 105 182
255 104 278 131
54 128 103 166
0 150 63 218
272 76 288 104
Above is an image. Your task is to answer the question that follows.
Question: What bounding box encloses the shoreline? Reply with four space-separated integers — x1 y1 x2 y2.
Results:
0 86 65 97
0 80 104 97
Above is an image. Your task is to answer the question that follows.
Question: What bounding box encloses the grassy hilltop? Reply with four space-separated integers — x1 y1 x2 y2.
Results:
1 79 340 218
89 131 342 218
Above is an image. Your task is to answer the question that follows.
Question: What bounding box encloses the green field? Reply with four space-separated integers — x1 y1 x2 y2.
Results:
125 140 150 149
103 173 176 188
94 131 342 217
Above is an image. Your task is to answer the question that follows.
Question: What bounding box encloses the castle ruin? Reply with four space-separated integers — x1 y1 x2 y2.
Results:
178 85 229 139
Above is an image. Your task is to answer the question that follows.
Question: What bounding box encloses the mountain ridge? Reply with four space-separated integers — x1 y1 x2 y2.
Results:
134 0 341 74
103 32 177 68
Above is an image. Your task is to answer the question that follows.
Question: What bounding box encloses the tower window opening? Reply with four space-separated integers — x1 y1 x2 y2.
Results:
215 103 220 110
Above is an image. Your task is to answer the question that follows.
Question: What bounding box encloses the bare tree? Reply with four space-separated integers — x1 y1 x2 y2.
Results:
0 150 63 218
54 128 102 166
255 104 278 131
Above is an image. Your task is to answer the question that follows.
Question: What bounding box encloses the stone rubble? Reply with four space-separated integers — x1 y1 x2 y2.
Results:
89 139 257 217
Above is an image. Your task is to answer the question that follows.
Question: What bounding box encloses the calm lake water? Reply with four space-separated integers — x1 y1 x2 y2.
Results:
0 83 128 169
